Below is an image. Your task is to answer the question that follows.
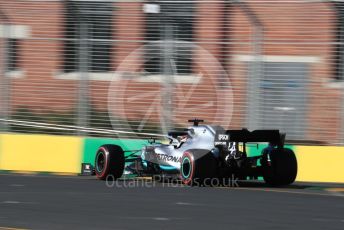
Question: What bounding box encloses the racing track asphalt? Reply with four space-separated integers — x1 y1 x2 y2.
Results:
0 173 343 230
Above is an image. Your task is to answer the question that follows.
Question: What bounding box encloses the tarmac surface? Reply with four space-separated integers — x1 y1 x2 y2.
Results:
0 173 343 230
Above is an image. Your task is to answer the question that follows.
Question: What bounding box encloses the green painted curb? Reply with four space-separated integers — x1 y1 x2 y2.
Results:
82 138 148 165
247 143 295 157
246 143 295 181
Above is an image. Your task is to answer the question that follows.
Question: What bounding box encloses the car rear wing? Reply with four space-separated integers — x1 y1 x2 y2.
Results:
215 129 285 148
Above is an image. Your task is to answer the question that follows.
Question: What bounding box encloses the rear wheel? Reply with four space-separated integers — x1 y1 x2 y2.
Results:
262 148 297 186
180 149 217 186
95 144 125 180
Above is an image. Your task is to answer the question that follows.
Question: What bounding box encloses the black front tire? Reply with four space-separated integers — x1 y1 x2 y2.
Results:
180 149 217 186
95 144 125 180
262 148 297 186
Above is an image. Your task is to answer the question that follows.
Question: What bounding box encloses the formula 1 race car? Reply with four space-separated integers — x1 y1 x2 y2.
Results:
82 119 297 186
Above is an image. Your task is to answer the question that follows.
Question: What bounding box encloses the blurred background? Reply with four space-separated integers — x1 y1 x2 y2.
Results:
0 0 344 145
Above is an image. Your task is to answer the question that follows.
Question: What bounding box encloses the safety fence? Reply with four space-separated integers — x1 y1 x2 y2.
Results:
0 1 344 145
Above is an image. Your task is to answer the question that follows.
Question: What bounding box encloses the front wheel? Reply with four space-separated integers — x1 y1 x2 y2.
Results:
95 144 125 180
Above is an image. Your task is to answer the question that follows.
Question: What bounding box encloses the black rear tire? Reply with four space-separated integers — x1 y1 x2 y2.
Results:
262 148 297 186
95 144 125 180
180 149 217 186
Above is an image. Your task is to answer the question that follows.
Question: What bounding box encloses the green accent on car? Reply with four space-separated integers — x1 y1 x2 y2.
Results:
181 157 191 178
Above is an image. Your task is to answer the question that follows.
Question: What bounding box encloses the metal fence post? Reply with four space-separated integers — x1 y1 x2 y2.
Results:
0 22 10 132
341 84 344 144
236 1 264 130
341 41 344 144
247 26 263 130
340 10 344 144
161 18 173 134
77 22 89 135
